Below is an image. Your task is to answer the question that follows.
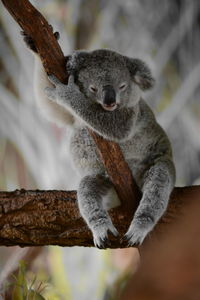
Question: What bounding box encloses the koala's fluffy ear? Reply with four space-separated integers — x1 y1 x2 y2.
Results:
66 51 90 73
125 57 155 90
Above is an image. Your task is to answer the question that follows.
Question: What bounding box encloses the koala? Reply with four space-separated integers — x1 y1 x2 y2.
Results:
22 31 175 248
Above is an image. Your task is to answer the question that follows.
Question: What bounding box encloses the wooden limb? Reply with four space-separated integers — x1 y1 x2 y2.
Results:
1 0 140 211
0 186 199 248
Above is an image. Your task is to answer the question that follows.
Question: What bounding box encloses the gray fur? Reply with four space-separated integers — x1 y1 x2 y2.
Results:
27 42 175 248
77 175 118 248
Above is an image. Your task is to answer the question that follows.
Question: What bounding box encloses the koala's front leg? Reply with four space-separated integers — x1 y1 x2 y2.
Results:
125 158 175 245
22 31 74 127
77 174 118 248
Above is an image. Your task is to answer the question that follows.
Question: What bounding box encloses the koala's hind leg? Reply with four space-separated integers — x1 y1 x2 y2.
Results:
125 158 175 245
77 175 118 248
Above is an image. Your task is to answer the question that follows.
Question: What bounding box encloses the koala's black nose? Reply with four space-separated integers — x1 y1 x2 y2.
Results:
102 85 116 105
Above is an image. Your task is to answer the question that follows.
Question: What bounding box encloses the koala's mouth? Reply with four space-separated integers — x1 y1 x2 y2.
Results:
102 103 117 111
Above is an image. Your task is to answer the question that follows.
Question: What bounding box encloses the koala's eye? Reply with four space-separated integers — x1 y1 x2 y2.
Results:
119 83 127 90
89 85 98 93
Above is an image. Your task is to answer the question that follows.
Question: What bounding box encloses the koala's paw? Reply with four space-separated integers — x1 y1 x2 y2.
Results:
21 31 37 53
44 87 57 101
124 214 154 246
45 75 63 102
48 25 60 40
92 218 118 249
21 29 59 53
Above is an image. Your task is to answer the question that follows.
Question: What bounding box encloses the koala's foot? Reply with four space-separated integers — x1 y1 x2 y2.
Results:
91 217 118 249
21 28 60 53
124 214 154 246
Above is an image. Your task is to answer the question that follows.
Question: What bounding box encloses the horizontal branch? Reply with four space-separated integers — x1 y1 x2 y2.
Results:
0 186 199 248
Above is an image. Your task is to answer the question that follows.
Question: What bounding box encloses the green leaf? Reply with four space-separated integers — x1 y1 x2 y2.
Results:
11 261 28 300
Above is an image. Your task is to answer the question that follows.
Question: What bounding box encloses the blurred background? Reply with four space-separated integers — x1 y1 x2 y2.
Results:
0 0 200 299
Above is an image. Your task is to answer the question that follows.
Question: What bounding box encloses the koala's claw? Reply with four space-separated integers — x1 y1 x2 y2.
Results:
48 25 60 40
92 220 118 249
21 28 60 53
95 236 110 249
124 216 154 246
124 230 144 246
54 31 60 40
21 31 37 52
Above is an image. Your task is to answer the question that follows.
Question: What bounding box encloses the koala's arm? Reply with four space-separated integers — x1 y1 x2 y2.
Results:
45 75 137 141
22 31 74 127
33 55 75 126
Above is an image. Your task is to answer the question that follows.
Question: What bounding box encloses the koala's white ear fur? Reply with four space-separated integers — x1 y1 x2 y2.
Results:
125 57 155 91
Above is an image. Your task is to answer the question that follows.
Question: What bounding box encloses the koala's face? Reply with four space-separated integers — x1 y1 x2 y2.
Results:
78 62 134 111
67 49 154 111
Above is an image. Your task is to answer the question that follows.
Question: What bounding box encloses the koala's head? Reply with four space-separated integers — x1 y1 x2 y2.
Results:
66 49 154 111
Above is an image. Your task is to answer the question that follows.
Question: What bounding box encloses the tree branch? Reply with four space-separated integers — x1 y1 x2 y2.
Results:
0 186 200 248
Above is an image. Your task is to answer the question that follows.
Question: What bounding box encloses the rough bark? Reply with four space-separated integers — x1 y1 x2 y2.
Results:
0 186 200 248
